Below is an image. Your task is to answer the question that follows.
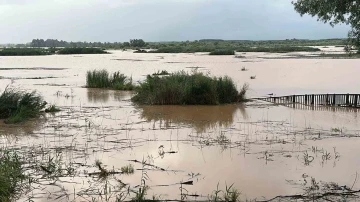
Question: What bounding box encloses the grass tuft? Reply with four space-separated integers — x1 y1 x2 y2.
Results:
0 150 28 201
86 69 135 90
121 164 135 175
132 71 247 105
0 88 47 124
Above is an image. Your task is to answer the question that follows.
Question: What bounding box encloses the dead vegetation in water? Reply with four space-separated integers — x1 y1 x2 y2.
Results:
264 175 360 202
1 101 360 201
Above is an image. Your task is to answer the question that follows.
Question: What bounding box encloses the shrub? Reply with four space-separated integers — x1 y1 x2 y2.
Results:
132 71 247 105
0 88 47 124
209 50 235 55
86 69 134 90
58 48 107 55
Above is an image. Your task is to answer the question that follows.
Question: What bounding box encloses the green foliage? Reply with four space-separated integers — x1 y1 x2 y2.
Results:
149 43 320 53
86 69 134 90
18 38 346 50
209 50 235 55
209 183 241 202
0 89 47 124
292 0 360 50
0 150 28 201
58 48 108 55
132 71 247 105
152 70 169 76
236 46 320 53
45 105 61 113
0 48 51 56
130 39 146 47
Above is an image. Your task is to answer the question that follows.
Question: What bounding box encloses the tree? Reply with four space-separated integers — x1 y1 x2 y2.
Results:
130 39 146 47
292 0 360 52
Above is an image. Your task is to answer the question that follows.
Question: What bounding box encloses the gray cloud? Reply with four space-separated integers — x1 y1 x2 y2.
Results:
0 0 349 43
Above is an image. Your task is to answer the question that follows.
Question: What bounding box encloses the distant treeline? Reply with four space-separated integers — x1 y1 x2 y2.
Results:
0 48 108 56
23 39 147 48
3 38 347 50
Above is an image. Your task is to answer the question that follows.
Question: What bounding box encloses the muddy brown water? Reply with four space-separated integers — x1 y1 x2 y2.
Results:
1 47 360 201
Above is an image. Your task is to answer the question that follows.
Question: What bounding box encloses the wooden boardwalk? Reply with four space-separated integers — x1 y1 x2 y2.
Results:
254 94 360 108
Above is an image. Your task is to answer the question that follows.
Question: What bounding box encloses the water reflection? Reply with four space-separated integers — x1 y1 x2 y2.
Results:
87 88 132 104
137 104 247 132
288 103 360 113
0 117 45 138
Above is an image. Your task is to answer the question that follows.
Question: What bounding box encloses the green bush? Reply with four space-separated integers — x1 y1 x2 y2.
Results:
132 71 247 105
209 50 235 55
86 69 134 90
0 89 47 124
58 48 107 55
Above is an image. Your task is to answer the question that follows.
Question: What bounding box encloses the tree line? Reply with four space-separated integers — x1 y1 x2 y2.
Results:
28 39 147 48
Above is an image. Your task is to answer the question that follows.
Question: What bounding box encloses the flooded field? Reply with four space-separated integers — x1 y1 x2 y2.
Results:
1 47 360 201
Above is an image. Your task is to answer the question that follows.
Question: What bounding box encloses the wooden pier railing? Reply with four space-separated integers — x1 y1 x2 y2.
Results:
254 94 360 108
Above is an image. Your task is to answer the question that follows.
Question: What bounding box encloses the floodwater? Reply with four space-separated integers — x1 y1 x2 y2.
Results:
1 47 360 201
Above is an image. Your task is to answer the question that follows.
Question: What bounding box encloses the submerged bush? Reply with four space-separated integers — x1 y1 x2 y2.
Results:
0 89 47 124
86 69 134 90
45 105 61 113
209 50 235 55
0 48 51 56
132 71 247 105
236 46 320 53
58 48 107 55
0 150 28 201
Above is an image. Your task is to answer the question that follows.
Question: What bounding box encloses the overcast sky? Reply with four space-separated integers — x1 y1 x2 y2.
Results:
0 0 350 43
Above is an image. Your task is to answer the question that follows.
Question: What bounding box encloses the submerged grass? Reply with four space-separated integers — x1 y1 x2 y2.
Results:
209 50 235 55
58 48 108 55
86 69 135 90
132 71 247 105
0 88 47 124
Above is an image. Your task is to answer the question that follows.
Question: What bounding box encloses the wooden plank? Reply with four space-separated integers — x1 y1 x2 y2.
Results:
356 95 359 107
311 94 314 105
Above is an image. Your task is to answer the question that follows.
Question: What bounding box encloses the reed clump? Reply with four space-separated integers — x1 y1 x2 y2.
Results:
0 88 47 124
0 150 28 201
132 71 248 105
86 69 134 90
